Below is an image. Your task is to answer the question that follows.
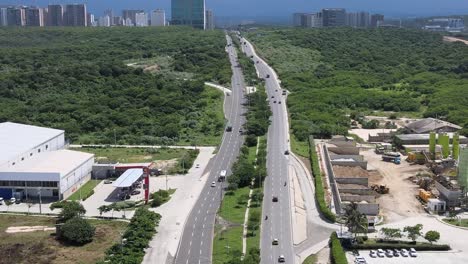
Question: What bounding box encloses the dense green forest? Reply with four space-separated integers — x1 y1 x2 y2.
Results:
247 28 468 139
0 27 231 144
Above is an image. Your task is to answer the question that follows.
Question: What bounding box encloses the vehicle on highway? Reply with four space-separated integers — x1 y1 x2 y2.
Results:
282 90 287 95
266 74 270 78
272 238 279 245
226 124 233 132
278 101 282 104
385 249 393 257
401 249 409 257
271 95 275 98
104 179 112 184
250 55 253 58
278 255 285 263
256 60 259 64
369 250 377 258
211 181 216 187
239 129 243 134
377 249 385 257
284 150 289 155
273 101 277 103
275 89 278 92
219 170 227 182
409 248 417 257
195 164 200 168
272 196 278 202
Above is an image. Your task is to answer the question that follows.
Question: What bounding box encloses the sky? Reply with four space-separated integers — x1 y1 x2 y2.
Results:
3 0 468 18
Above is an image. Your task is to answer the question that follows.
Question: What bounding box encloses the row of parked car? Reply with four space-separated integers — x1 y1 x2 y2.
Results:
0 197 21 205
355 248 418 264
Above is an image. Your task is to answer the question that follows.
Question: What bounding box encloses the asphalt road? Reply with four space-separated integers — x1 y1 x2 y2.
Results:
174 34 247 264
240 36 295 264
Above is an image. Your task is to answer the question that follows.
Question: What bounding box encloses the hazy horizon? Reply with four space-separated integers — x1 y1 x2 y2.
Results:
1 0 468 18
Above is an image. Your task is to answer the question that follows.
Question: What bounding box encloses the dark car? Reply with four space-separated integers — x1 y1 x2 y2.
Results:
266 74 270 78
272 238 279 245
284 150 289 155
131 190 141 195
272 196 278 202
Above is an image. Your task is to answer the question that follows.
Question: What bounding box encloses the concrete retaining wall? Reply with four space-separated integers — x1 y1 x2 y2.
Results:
328 147 360 155
335 177 368 185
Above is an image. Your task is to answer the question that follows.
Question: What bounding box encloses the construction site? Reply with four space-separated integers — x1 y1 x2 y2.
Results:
342 117 468 224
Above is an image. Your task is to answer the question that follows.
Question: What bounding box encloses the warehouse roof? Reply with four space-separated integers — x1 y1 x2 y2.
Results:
396 133 467 141
0 149 94 178
405 118 461 134
0 122 64 164
113 168 143 188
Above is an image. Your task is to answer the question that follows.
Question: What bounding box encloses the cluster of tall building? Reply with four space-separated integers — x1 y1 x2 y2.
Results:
293 8 384 28
0 4 87 27
0 1 215 30
423 18 465 32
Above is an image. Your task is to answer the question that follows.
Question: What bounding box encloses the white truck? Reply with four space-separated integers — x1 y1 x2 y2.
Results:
218 170 227 182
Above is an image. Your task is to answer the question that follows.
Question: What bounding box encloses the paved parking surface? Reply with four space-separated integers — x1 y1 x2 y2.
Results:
349 250 467 264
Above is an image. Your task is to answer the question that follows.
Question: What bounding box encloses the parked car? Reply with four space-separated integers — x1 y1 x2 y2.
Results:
15 199 21 204
409 248 417 257
0 197 3 205
272 238 279 245
377 249 385 257
104 180 113 184
278 255 285 263
354 256 366 264
10 197 16 204
385 249 394 258
131 190 141 195
369 250 377 258
393 249 400 257
400 249 409 257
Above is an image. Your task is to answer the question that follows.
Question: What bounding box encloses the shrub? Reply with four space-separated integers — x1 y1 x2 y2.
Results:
82 190 94 201
59 217 95 245
329 232 348 264
349 242 450 251
151 195 163 207
309 136 336 222
58 201 86 223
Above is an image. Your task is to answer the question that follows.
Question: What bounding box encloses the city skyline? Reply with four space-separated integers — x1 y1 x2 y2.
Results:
1 0 468 18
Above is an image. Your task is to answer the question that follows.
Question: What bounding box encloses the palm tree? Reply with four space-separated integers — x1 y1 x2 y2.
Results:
344 202 368 238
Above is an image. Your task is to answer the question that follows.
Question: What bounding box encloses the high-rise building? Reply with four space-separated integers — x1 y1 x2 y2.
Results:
7 7 26 26
171 0 206 29
25 7 44 26
64 4 87 26
205 9 214 29
0 7 8 26
135 12 148 27
151 9 165 26
87 13 95 27
322 8 346 27
98 15 110 27
122 10 144 26
370 14 384 28
293 13 306 27
113 16 123 26
47 4 63 26
357 11 370 28
346 12 358 27
104 9 114 25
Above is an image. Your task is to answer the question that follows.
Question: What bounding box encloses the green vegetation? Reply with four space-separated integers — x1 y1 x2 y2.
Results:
349 238 450 251
71 147 192 163
247 28 468 139
150 188 176 207
0 214 127 264
302 254 318 264
67 179 101 201
101 208 161 264
329 232 348 264
0 27 231 145
443 217 468 227
309 136 336 222
59 217 96 245
213 226 243 264
219 187 251 224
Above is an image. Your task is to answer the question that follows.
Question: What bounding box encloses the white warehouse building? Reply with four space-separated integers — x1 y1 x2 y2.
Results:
0 122 94 200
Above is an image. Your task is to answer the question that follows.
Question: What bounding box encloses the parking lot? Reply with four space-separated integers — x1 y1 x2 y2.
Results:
350 250 468 264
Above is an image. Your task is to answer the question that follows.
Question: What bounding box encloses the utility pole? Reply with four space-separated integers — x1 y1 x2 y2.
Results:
38 188 42 214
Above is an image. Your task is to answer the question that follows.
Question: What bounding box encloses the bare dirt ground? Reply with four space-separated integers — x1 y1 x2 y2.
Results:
444 36 468 45
6 226 55 233
333 166 369 177
361 148 428 223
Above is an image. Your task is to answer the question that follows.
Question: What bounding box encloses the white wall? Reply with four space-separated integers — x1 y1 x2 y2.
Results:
60 156 94 195
4 133 65 168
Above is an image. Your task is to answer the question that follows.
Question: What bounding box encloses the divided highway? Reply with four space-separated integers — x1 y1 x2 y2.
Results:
240 37 295 263
174 34 247 264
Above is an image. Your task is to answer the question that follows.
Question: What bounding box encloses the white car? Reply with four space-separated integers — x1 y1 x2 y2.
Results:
401 249 409 257
409 248 417 257
0 197 3 205
355 256 366 264
369 250 377 258
10 197 16 203
278 255 285 263
377 249 385 257
211 181 216 187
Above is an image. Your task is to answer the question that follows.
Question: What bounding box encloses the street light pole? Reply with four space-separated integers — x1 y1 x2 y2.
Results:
38 188 42 214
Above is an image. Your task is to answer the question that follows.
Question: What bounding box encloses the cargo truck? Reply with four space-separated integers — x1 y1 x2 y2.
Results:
218 170 227 182
382 152 401 164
